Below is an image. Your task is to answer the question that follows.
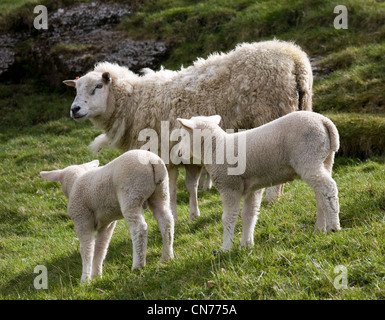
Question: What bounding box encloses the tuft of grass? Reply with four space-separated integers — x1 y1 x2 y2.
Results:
313 43 385 113
0 83 72 131
326 113 385 159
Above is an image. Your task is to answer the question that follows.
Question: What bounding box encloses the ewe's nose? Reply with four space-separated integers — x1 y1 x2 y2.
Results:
71 105 81 116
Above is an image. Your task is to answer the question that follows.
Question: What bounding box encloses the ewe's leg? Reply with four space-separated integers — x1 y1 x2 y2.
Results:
220 190 243 251
92 221 117 279
302 170 340 233
264 184 285 202
168 167 179 221
204 176 213 190
185 164 202 221
240 189 264 248
199 167 212 190
148 198 174 262
123 207 148 270
198 168 206 189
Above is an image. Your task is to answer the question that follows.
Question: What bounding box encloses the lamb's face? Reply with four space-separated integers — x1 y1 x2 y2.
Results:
63 72 111 122
176 115 222 163
40 160 100 198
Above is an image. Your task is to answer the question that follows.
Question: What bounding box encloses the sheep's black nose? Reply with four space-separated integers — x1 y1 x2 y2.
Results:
71 106 81 115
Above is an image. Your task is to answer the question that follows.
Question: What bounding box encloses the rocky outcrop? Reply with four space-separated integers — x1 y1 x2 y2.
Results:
0 2 168 87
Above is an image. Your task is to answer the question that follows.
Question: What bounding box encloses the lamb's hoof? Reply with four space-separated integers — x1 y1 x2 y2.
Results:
314 226 326 234
188 212 200 222
132 264 146 271
240 240 254 249
327 225 341 233
161 252 174 262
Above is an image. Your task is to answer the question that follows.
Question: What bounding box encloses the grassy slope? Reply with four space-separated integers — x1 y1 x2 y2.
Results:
1 124 385 299
119 0 385 157
1 0 385 300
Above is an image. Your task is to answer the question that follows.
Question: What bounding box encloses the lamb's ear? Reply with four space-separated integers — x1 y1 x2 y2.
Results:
102 72 111 84
63 80 77 87
40 170 63 181
125 83 133 95
177 118 196 130
208 115 221 125
84 160 99 168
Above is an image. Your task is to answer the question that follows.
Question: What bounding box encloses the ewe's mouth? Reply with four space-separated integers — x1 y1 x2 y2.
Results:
73 113 88 120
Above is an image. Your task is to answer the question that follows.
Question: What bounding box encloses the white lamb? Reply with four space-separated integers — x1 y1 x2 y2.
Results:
62 40 313 221
177 111 341 250
40 150 174 282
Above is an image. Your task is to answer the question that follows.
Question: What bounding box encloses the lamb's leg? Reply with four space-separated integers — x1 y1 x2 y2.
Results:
148 198 174 262
240 189 264 248
314 192 327 233
321 177 340 233
185 164 202 221
91 221 117 279
220 190 243 251
74 221 96 283
314 153 336 232
264 184 285 202
123 206 148 270
168 166 179 221
303 170 340 233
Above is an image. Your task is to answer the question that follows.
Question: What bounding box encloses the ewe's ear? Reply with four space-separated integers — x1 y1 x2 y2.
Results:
208 115 221 125
40 170 63 181
63 80 77 87
177 118 196 130
102 72 111 84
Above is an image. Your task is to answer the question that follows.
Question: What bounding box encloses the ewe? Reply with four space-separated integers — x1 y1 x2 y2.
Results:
177 112 341 250
40 150 174 282
63 40 313 221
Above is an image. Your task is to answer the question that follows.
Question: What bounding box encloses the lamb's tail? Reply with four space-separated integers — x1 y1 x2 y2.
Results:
323 117 340 152
151 160 168 185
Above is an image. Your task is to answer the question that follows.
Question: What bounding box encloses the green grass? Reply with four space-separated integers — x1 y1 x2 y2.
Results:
119 0 385 67
1 118 385 299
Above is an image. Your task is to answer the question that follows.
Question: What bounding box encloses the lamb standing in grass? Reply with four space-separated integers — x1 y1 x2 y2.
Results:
63 40 313 221
177 112 341 250
40 150 174 282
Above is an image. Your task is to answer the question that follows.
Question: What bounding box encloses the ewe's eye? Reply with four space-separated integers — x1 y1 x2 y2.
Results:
91 83 103 95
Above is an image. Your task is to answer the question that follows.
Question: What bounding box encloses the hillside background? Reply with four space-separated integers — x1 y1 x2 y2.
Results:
1 0 385 157
1 0 385 300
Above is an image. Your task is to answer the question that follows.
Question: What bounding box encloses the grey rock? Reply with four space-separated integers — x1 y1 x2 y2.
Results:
0 2 168 86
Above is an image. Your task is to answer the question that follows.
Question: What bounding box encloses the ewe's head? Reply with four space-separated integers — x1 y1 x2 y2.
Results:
40 160 99 198
63 71 112 122
64 62 135 123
